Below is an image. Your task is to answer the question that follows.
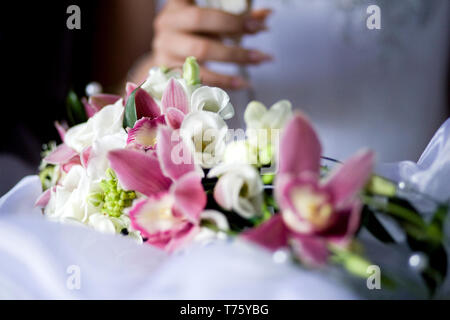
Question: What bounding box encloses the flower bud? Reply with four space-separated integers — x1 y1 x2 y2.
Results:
183 56 201 86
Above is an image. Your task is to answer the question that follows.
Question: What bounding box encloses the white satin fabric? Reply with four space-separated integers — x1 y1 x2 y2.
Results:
0 177 358 299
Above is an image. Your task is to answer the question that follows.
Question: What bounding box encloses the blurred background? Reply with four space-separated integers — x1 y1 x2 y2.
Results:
0 0 449 195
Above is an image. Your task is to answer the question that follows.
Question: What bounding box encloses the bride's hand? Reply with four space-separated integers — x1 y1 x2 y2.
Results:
131 0 272 89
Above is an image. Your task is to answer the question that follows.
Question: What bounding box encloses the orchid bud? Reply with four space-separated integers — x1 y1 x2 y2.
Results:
183 56 201 86
367 176 396 197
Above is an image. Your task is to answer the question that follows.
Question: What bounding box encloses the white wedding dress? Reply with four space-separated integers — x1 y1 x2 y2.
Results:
206 0 449 162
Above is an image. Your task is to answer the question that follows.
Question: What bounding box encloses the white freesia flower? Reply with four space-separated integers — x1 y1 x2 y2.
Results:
142 66 200 103
45 165 100 223
208 163 263 219
181 111 228 168
244 100 292 131
141 67 182 100
88 213 116 234
86 131 128 182
222 140 258 165
244 100 292 164
65 99 125 153
196 0 249 14
190 86 235 120
194 210 230 244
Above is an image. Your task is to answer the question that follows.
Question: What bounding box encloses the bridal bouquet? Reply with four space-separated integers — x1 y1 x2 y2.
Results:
36 57 448 296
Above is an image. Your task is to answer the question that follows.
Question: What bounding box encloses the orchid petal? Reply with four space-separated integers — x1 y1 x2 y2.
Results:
172 172 206 222
279 112 322 177
290 234 329 267
324 149 374 207
323 201 362 246
129 195 197 252
242 215 289 251
54 121 68 142
156 126 196 181
165 107 185 129
127 116 166 149
81 146 92 168
161 78 189 115
62 156 82 173
126 82 138 98
83 94 121 118
135 88 161 119
108 149 172 196
89 94 121 110
82 97 97 118
35 188 53 208
44 144 78 165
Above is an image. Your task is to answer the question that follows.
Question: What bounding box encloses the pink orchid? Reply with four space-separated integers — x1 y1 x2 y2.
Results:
54 121 68 142
44 143 81 173
83 94 121 118
243 113 374 266
126 82 161 120
108 126 206 252
125 79 189 149
161 78 189 129
126 116 166 151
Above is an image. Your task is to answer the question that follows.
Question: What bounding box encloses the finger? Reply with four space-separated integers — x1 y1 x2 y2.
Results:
251 8 273 20
155 6 268 35
154 31 273 64
200 67 250 90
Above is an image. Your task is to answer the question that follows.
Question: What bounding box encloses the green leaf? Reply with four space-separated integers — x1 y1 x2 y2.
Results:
123 86 139 129
407 236 448 296
361 206 396 243
428 205 449 240
66 90 87 126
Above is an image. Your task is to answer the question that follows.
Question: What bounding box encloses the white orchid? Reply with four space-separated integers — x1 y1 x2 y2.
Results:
180 111 228 168
208 163 263 219
191 86 235 120
64 99 125 153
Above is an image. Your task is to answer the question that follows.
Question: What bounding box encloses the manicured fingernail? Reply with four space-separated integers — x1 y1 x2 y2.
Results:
245 18 266 32
248 50 273 63
231 77 249 89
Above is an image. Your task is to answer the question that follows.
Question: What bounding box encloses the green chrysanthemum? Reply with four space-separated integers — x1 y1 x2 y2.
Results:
88 168 136 218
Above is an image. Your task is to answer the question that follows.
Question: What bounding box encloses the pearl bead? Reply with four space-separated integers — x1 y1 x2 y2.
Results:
409 252 428 273
273 249 290 264
85 81 103 96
